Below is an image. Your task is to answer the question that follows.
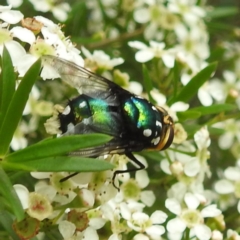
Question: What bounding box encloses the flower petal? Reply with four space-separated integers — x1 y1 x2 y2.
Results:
133 7 150 23
170 102 189 112
58 220 76 239
13 184 29 209
198 87 213 106
10 27 35 44
166 217 186 233
128 41 148 50
165 198 181 215
184 192 200 210
133 233 149 240
201 204 221 218
136 170 149 188
135 49 154 62
146 225 165 236
150 210 167 224
140 190 156 207
194 224 211 240
214 179 234 194
0 10 23 24
224 167 240 181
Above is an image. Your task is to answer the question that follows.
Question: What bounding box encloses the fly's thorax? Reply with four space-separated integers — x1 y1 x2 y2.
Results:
58 94 123 137
58 95 92 134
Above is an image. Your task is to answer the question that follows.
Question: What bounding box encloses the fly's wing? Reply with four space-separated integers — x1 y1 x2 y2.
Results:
68 137 145 158
42 55 123 98
42 55 143 156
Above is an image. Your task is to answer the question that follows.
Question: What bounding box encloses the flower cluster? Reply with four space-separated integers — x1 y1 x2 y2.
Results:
14 154 166 240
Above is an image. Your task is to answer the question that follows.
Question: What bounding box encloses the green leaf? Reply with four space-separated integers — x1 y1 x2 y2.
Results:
5 134 112 162
191 104 236 115
173 60 180 99
207 22 237 31
207 7 238 19
177 104 236 121
0 167 25 222
2 156 114 172
169 62 217 104
142 64 156 104
0 59 41 157
177 111 202 121
208 127 225 135
0 47 15 132
0 208 21 240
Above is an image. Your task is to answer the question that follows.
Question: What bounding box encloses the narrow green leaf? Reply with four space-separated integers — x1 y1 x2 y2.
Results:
0 59 41 156
208 127 225 135
0 167 25 221
5 134 112 162
0 209 21 240
177 111 202 121
142 64 156 104
191 104 236 115
207 7 238 19
169 62 217 104
207 22 237 31
173 60 180 99
207 47 225 62
2 156 114 172
0 47 15 131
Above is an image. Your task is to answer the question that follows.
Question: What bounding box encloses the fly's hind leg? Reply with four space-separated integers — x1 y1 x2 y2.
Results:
112 152 145 191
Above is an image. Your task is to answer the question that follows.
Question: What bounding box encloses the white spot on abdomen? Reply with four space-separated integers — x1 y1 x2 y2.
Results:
152 136 160 145
143 129 152 137
156 121 162 127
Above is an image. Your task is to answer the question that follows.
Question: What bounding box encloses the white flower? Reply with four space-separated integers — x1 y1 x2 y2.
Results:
0 5 23 24
221 70 240 102
175 23 209 72
198 70 240 106
101 201 129 238
214 160 240 213
213 119 240 150
81 46 124 70
29 0 71 22
150 89 189 122
194 126 211 151
127 211 167 239
133 4 180 40
197 80 225 106
128 40 175 68
168 0 206 24
0 8 29 69
166 193 221 240
160 141 195 176
161 127 210 184
227 229 240 240
114 155 155 207
14 184 53 221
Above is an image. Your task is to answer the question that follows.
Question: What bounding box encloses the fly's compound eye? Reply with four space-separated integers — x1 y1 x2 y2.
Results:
159 115 174 150
155 109 174 151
